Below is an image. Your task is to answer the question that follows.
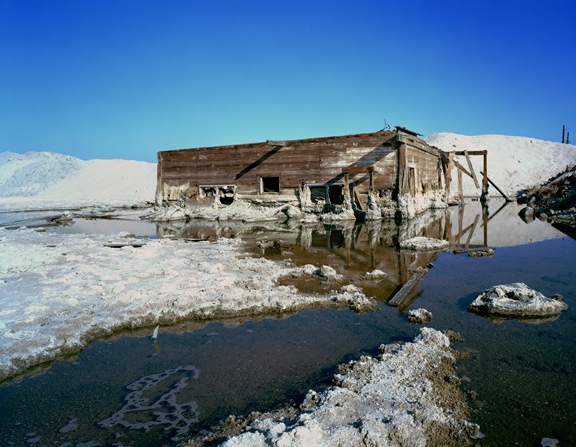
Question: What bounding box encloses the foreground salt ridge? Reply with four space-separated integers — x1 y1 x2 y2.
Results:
198 328 479 447
0 227 376 382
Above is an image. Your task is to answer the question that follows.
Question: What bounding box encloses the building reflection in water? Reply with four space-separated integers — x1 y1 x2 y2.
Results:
155 199 566 309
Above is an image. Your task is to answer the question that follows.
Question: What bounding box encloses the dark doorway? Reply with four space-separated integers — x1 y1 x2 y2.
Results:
328 185 344 205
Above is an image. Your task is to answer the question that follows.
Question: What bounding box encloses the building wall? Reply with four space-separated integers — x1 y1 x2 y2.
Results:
155 129 447 217
157 131 399 198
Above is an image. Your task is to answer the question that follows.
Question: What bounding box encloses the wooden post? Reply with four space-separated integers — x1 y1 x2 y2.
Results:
480 171 511 201
483 152 488 192
562 125 566 144
398 143 406 195
457 165 463 203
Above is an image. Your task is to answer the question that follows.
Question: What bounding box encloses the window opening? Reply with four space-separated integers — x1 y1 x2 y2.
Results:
328 184 344 205
261 176 280 193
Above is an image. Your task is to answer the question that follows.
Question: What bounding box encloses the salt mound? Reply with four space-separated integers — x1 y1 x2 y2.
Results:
0 151 157 208
425 133 576 197
0 151 83 197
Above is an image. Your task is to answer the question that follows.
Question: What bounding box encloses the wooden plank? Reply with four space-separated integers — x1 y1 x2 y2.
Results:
464 151 480 189
353 189 364 210
480 171 511 201
451 150 487 156
388 268 428 307
342 166 375 173
105 242 147 248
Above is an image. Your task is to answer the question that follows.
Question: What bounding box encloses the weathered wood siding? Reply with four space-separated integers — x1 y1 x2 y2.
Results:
157 131 400 196
397 133 444 195
156 129 444 203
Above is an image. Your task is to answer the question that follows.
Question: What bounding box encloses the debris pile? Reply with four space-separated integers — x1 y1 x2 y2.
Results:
517 163 576 228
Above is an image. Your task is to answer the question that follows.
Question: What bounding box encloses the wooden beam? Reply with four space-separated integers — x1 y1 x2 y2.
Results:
452 150 487 156
342 166 375 173
480 171 511 201
398 143 407 195
388 268 428 307
453 160 473 179
464 151 480 189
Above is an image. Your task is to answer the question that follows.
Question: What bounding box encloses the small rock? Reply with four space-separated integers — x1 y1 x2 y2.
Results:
541 437 559 447
362 269 387 280
317 265 337 278
407 308 433 324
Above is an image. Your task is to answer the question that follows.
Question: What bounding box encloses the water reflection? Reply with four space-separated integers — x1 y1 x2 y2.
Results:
155 200 568 310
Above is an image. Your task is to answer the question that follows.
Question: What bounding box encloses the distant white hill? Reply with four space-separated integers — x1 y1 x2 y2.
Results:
0 151 83 197
425 133 576 198
0 151 157 209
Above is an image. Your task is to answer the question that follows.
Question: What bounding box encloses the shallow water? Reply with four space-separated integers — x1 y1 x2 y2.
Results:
1 200 575 446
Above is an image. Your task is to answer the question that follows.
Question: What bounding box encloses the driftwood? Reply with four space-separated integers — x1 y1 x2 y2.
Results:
104 242 147 248
388 268 428 307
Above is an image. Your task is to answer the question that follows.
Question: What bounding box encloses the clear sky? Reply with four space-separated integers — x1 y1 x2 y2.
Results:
2 0 575 162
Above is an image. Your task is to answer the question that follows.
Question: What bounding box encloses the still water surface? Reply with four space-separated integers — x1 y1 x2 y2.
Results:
1 200 575 446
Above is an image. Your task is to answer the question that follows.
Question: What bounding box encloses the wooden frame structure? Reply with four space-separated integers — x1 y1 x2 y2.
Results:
448 150 509 202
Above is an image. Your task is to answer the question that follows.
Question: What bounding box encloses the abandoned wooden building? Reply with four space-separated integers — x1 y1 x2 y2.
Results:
155 127 455 221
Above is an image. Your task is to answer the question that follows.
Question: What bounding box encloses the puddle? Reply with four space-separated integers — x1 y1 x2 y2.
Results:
1 200 576 446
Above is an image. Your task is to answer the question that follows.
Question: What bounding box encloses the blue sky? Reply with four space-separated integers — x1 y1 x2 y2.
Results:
2 0 575 162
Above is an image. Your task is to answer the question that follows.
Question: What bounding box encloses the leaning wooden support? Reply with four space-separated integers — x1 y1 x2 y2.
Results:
480 171 511 201
463 151 480 189
388 267 428 307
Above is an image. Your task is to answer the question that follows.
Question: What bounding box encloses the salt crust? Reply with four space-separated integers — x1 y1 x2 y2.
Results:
217 328 479 447
399 236 450 251
468 282 568 318
0 227 375 382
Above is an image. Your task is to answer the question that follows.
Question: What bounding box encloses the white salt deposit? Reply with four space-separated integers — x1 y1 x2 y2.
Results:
0 226 375 382
425 133 576 198
0 154 156 210
217 328 479 447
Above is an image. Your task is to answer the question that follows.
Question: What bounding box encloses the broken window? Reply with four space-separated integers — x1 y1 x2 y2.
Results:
308 185 326 203
261 176 280 193
328 184 344 205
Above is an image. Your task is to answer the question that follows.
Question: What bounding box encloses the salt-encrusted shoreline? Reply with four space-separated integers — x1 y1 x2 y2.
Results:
187 328 480 447
0 227 376 382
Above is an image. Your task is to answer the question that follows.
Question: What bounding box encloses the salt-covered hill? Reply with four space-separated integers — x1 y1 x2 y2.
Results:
0 151 83 197
425 133 576 198
0 152 157 209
